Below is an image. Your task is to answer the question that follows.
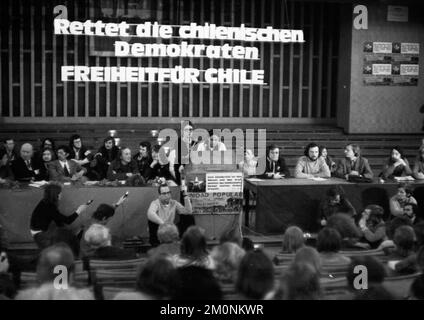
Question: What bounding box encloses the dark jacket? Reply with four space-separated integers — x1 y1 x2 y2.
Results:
30 199 79 232
92 146 119 180
10 157 41 182
144 162 175 182
91 246 137 260
261 157 290 178
133 153 153 178
335 157 374 179
318 197 357 221
107 159 138 181
48 159 85 182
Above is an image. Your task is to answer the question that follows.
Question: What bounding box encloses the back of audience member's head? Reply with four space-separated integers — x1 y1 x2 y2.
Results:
409 274 424 300
282 226 305 253
210 242 245 281
353 284 395 300
242 237 254 251
136 255 176 299
84 224 111 250
236 250 275 299
293 246 322 274
180 226 208 260
36 243 75 284
280 262 322 300
327 213 361 239
386 217 412 240
413 222 424 247
172 266 222 300
219 227 242 246
92 204 115 222
158 223 179 244
43 183 62 206
347 256 387 290
394 226 416 255
317 227 342 253
16 283 94 300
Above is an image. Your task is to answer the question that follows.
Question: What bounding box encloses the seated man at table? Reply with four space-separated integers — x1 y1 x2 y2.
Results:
107 147 139 181
260 144 290 179
147 184 192 247
0 138 18 179
10 143 42 182
133 141 153 178
335 144 374 181
49 145 87 182
294 143 331 178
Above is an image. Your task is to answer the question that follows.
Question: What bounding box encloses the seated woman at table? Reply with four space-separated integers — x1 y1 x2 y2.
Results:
238 149 257 177
318 186 356 227
380 146 413 180
358 205 387 249
260 144 290 179
412 145 424 180
144 144 176 184
389 183 417 218
34 138 56 164
30 183 88 249
36 148 55 181
107 147 139 181
319 146 336 174
335 144 374 181
91 136 120 180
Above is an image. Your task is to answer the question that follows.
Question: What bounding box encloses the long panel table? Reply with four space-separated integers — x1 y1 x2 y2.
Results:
244 178 424 235
0 185 239 245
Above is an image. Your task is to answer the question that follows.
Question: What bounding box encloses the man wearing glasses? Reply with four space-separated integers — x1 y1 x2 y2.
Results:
147 184 193 246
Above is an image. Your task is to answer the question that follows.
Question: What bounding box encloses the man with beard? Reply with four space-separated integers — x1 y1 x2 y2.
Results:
294 143 331 178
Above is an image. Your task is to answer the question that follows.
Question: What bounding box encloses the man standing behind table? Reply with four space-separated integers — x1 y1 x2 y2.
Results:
335 144 374 180
294 143 331 178
48 145 87 182
147 184 193 247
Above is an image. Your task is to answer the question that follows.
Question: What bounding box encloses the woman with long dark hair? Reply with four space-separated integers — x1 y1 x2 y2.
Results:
92 136 120 180
35 148 55 181
30 183 88 249
381 146 413 180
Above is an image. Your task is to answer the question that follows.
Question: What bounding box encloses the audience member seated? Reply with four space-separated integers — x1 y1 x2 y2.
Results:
293 246 322 275
30 183 88 249
196 130 227 151
10 143 42 181
147 184 192 247
133 141 153 179
318 186 357 226
79 196 127 258
279 262 322 300
261 144 290 179
144 145 175 183
171 266 222 300
386 226 418 275
49 145 87 182
316 228 351 265
327 214 364 249
16 243 93 300
409 274 424 300
91 136 119 180
389 183 418 218
358 205 387 249
380 146 413 180
280 226 305 254
0 138 18 180
378 216 413 251
235 250 276 300
403 203 421 225
147 224 181 258
294 143 331 178
335 144 374 181
172 226 214 269
107 147 138 181
238 149 258 176
219 227 243 247
84 224 136 260
114 254 176 300
35 138 56 163
36 148 54 181
319 146 336 174
412 145 424 180
210 242 245 283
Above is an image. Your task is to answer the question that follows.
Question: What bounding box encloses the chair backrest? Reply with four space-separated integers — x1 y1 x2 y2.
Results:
273 253 296 266
93 269 138 288
88 257 147 271
383 272 422 299
19 271 90 289
102 286 135 300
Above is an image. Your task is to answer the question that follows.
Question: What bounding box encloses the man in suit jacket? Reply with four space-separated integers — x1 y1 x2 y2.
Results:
335 144 374 180
49 145 87 182
10 143 41 181
261 144 290 179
